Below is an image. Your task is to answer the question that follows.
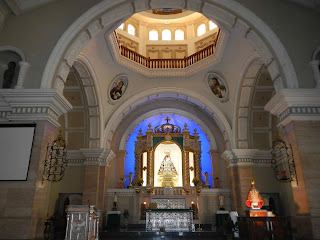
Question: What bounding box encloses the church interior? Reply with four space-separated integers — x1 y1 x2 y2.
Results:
0 0 319 239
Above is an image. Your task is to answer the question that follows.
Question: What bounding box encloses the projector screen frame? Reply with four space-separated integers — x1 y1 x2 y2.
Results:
0 123 36 181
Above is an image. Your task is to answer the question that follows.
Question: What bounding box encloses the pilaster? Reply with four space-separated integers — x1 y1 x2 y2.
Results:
81 149 115 206
265 89 320 239
209 150 220 185
222 149 272 215
0 121 58 239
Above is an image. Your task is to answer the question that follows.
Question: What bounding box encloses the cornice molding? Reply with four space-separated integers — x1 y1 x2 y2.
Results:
222 149 272 168
80 148 115 166
0 89 72 127
264 89 320 126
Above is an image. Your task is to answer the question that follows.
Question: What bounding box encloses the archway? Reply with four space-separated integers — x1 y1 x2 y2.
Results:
40 0 298 93
123 113 214 188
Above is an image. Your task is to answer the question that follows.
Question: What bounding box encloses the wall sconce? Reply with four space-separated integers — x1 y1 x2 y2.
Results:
271 136 297 184
42 130 67 182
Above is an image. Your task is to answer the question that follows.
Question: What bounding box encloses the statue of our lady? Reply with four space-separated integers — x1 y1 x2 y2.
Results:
158 149 178 176
157 149 178 186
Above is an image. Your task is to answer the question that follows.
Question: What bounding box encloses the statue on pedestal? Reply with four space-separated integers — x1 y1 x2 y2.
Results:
158 149 178 187
245 179 264 209
118 178 126 188
219 194 225 210
2 62 16 89
126 172 133 188
214 177 220 188
112 193 117 210
202 172 211 188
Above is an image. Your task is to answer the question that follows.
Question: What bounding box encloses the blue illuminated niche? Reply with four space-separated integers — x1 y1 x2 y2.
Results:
124 113 213 188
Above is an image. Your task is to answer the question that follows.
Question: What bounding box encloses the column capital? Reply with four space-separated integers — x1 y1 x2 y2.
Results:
0 88 72 128
81 148 115 166
222 149 271 168
265 88 320 126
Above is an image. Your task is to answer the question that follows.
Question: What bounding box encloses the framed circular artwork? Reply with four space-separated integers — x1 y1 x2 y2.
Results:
206 72 229 102
108 74 128 102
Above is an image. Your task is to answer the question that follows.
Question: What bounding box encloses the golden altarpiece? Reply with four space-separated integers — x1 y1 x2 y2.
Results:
133 117 205 189
105 118 231 232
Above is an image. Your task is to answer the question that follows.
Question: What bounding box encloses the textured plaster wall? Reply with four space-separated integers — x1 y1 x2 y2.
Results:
47 166 85 217
0 0 100 88
235 0 320 88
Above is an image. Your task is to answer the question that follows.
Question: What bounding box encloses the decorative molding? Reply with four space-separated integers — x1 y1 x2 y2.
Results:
81 148 115 166
264 89 320 126
66 150 85 166
222 149 272 168
0 89 72 128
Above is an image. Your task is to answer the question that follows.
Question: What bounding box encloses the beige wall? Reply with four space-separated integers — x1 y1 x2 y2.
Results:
47 166 85 216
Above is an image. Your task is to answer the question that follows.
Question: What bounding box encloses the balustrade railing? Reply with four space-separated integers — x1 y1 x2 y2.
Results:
114 30 220 69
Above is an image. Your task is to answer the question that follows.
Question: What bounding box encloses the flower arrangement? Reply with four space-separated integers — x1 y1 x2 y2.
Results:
137 178 144 186
192 177 199 186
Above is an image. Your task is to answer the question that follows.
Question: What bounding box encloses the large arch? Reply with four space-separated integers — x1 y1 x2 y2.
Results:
233 51 264 149
119 108 218 151
40 0 298 93
102 87 233 150
72 54 104 148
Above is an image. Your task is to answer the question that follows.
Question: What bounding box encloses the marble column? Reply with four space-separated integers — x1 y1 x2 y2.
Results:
265 89 320 239
81 148 105 206
14 61 31 89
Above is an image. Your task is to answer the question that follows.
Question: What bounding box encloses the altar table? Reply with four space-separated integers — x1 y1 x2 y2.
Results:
146 209 194 232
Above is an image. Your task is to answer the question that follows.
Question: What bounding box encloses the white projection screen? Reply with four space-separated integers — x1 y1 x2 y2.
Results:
0 124 36 180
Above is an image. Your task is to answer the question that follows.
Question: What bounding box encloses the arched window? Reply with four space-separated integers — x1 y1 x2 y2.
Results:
209 21 217 30
197 23 206 36
128 24 136 36
118 23 124 30
162 29 171 40
149 30 158 40
175 29 184 40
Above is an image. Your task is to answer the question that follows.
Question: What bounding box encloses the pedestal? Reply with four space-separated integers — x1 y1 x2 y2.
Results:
65 205 100 240
107 211 121 230
247 209 267 217
216 210 230 233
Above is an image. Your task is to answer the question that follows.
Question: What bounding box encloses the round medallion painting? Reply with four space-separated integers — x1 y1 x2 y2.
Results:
207 73 228 102
109 75 128 101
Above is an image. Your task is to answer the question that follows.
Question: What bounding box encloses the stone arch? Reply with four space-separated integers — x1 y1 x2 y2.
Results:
118 108 218 151
233 51 264 149
0 45 26 61
234 51 275 149
41 0 298 92
103 87 233 151
0 45 27 89
72 54 103 148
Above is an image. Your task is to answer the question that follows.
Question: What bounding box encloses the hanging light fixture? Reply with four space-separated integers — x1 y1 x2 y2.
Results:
43 130 67 182
271 136 297 183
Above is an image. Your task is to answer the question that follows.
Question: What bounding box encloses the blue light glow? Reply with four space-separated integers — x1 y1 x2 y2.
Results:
124 114 213 187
